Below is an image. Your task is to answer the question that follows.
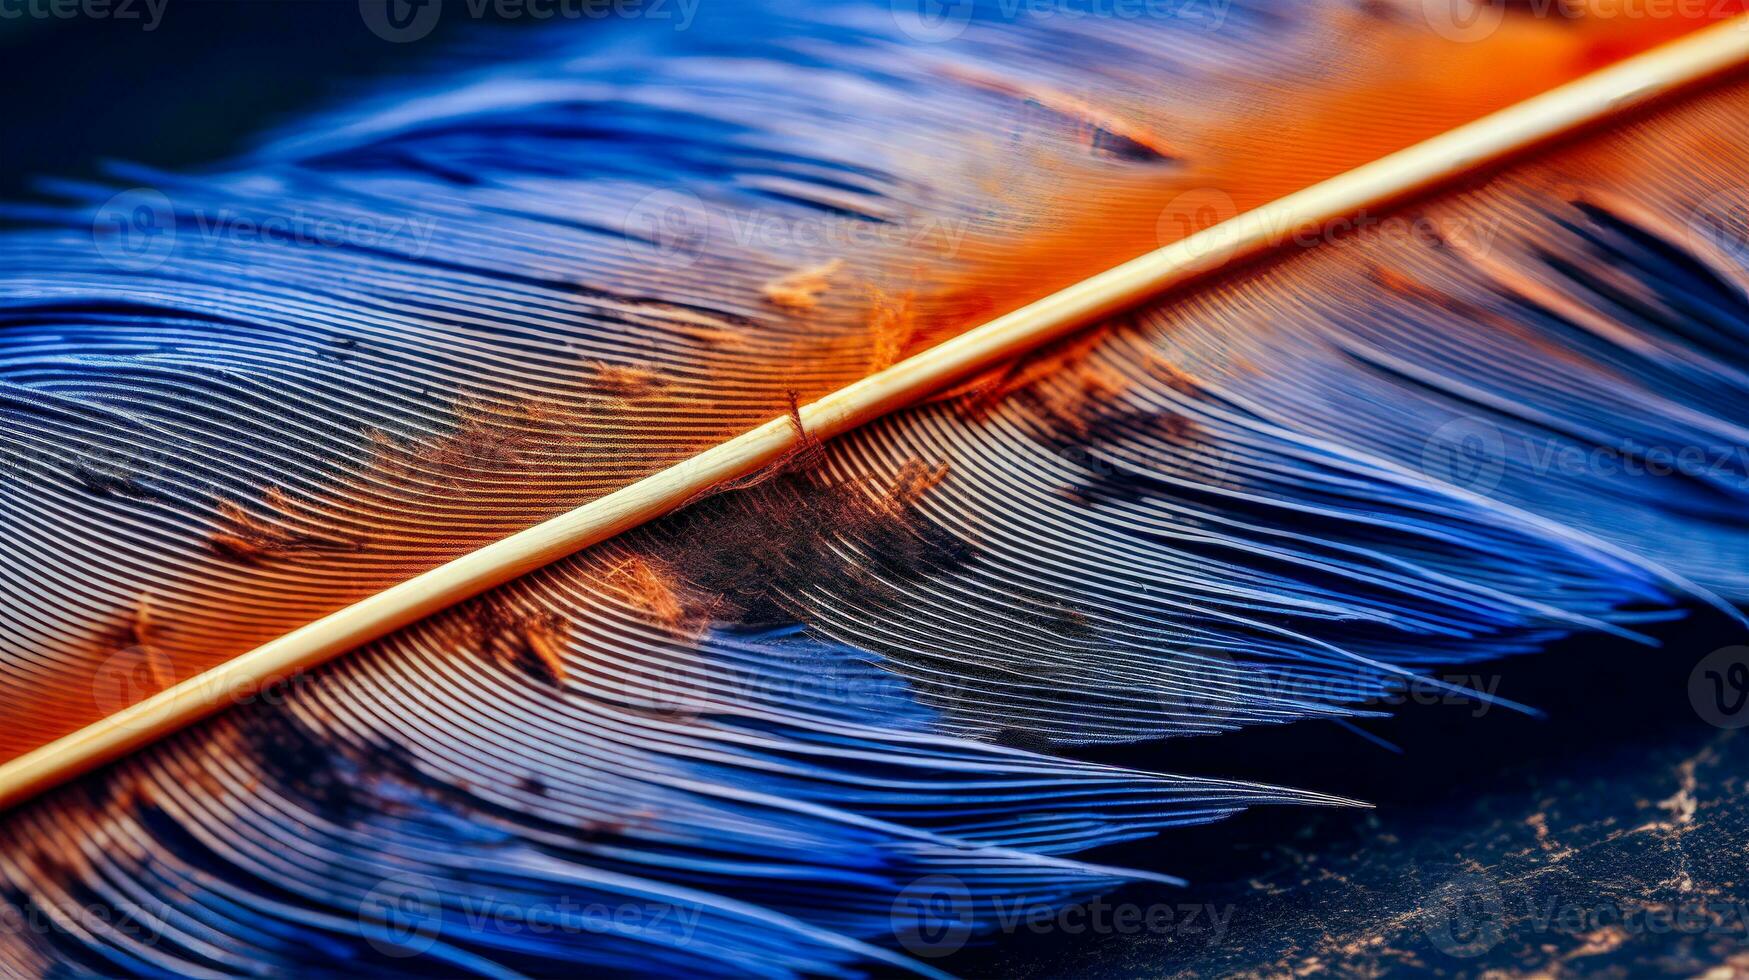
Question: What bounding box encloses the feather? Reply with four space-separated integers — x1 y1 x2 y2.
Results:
2 1 1749 974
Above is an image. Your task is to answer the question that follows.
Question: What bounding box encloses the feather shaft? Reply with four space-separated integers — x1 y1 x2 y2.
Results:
3 16 1747 811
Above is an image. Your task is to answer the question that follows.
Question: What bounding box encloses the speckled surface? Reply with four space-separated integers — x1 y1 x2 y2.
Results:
949 611 1749 978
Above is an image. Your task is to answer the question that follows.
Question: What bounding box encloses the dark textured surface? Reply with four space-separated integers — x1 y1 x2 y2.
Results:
950 611 1749 977
971 731 1747 978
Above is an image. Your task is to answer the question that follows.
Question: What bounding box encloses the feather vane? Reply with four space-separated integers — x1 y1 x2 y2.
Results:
2 1 1748 974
